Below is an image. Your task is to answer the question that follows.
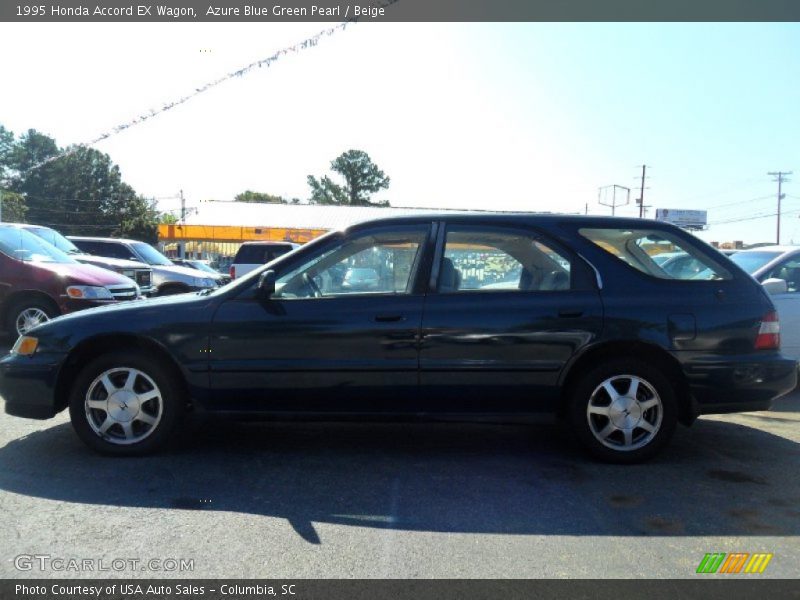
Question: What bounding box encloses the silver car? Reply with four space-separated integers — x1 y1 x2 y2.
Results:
68 236 217 295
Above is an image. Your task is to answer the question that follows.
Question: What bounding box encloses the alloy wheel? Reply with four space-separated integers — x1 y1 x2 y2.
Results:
586 374 663 451
15 308 50 335
84 367 164 445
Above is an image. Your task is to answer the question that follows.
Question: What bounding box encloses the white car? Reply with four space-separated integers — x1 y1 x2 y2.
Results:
728 246 800 363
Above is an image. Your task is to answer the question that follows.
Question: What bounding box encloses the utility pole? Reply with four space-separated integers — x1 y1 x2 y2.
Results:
179 189 186 259
637 164 648 218
0 189 3 223
768 171 792 244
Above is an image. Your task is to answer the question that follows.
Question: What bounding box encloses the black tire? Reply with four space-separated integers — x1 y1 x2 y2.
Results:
68 351 185 456
567 358 678 464
5 297 58 336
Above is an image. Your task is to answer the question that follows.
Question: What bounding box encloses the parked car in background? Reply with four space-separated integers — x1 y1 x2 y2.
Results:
0 225 140 336
342 267 380 291
9 224 155 296
229 241 299 280
726 246 800 363
171 258 231 285
1 215 795 463
651 251 708 279
68 237 218 296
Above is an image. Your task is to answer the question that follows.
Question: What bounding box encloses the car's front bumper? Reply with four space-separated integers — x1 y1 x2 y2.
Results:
0 351 66 419
680 352 797 415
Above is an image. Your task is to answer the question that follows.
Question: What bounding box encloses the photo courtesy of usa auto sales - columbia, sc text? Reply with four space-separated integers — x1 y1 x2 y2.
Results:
18 4 387 18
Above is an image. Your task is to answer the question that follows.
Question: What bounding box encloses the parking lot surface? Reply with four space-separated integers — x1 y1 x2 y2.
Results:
1 340 798 579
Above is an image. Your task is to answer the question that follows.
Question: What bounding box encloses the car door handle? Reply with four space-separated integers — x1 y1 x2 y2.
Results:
558 309 584 318
374 314 406 323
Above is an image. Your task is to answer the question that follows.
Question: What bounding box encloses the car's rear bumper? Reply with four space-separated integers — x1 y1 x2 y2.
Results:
680 352 797 415
0 352 65 419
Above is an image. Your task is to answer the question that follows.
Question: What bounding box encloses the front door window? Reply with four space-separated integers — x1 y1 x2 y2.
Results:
274 227 428 299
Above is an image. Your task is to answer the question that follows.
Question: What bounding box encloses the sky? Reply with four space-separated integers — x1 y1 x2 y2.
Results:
1 22 798 245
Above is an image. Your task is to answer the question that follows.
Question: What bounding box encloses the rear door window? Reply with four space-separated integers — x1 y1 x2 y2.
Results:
438 226 572 293
579 228 731 281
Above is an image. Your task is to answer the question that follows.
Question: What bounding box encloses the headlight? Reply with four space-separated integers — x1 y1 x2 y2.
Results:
121 269 136 278
12 336 39 356
66 285 115 300
193 277 215 288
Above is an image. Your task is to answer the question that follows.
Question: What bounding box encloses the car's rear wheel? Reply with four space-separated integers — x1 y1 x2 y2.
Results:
568 358 677 463
68 352 184 455
7 298 58 336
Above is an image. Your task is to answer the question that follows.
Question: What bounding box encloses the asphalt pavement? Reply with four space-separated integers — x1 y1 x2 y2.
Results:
1 339 799 579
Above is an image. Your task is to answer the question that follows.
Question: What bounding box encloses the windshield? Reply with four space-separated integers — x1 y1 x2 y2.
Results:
131 242 173 266
0 227 77 264
26 226 83 255
729 251 782 275
188 261 219 274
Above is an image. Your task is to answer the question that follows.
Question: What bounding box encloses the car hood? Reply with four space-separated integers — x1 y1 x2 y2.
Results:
152 264 217 279
74 254 148 269
33 291 209 333
29 261 135 286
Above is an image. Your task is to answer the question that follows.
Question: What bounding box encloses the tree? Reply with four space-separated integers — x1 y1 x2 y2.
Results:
117 196 160 244
0 124 161 241
308 150 390 206
306 175 349 206
0 125 15 187
0 190 27 222
234 190 288 204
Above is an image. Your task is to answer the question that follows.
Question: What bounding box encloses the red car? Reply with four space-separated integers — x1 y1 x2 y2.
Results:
0 225 140 336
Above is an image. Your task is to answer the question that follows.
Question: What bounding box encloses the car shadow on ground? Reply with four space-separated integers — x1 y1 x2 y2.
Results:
1 412 799 543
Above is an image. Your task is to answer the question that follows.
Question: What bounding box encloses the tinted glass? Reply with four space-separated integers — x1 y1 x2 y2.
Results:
27 226 82 255
440 227 571 293
275 228 427 298
763 258 800 293
234 244 294 265
0 227 76 264
580 228 731 281
730 251 782 275
130 242 172 266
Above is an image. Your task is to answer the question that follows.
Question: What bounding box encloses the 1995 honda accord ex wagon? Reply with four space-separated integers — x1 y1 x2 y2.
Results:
0 215 796 462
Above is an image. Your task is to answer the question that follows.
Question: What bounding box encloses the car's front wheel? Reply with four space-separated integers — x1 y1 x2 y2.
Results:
68 352 184 455
7 298 58 336
568 358 677 463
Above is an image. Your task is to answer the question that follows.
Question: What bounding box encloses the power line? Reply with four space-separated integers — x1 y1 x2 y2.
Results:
18 0 401 176
703 193 775 212
710 206 800 226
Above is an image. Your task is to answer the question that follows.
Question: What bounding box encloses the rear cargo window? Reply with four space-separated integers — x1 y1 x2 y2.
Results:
579 228 731 281
234 244 293 265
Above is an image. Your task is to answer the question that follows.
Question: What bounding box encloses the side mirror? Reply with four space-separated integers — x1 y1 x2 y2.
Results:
257 270 276 298
762 277 788 295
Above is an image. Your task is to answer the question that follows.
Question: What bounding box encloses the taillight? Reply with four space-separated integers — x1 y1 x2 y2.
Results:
755 311 780 350
229 265 235 280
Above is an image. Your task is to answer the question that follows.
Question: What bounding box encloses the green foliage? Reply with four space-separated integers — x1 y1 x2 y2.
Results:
234 190 289 204
160 213 178 224
307 175 349 205
0 125 161 242
0 190 27 222
308 149 390 206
